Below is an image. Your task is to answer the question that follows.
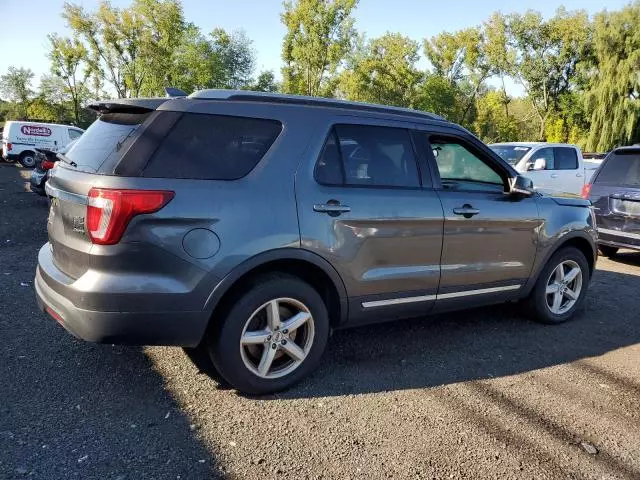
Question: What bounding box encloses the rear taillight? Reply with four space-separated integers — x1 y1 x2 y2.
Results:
42 160 55 170
86 188 174 245
581 184 592 199
7 142 12 151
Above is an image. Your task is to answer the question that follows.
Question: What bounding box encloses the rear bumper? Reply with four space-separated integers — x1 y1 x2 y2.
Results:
598 227 640 251
35 246 210 346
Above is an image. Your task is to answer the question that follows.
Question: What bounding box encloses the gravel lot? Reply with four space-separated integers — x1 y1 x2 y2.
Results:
1 162 640 479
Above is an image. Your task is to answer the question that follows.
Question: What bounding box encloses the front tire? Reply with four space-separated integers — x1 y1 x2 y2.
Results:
527 247 590 324
209 274 329 395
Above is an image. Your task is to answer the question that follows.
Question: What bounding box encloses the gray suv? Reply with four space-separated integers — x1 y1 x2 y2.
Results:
35 90 597 394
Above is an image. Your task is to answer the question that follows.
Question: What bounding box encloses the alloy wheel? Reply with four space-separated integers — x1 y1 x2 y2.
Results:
239 297 315 379
545 260 583 315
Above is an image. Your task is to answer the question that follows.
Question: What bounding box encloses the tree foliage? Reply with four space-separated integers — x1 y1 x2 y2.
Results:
281 0 357 96
585 2 640 151
48 34 92 123
339 33 422 107
507 8 591 138
3 0 640 152
0 67 34 119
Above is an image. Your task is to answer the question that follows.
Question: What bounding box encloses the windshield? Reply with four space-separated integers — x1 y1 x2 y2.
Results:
490 145 531 165
595 151 640 186
64 112 151 173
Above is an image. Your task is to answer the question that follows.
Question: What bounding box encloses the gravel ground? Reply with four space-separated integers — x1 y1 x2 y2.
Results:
1 162 640 479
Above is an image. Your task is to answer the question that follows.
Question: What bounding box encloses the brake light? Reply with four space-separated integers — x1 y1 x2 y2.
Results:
42 160 55 170
7 142 12 151
86 188 174 245
581 184 592 199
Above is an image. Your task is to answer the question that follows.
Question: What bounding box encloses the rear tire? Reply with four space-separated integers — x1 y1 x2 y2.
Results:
526 247 590 324
599 245 619 258
19 151 36 168
209 274 329 395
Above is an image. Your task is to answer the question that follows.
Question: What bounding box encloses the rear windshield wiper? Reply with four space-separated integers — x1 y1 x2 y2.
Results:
56 152 77 168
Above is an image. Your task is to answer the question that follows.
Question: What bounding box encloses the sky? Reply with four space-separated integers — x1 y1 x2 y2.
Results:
0 0 631 97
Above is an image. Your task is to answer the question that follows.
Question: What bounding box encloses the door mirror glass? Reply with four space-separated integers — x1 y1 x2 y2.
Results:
532 158 546 170
509 175 534 197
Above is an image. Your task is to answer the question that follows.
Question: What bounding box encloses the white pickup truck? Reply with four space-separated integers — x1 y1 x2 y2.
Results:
489 142 601 196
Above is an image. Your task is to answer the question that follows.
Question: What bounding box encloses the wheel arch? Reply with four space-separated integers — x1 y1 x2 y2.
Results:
200 248 349 343
523 232 596 296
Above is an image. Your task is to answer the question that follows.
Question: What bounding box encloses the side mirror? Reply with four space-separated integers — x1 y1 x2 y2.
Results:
509 175 534 198
532 158 546 170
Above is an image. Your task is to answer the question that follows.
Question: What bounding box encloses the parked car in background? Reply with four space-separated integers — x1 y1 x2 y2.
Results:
36 90 596 394
1 121 84 167
490 142 597 195
29 140 77 196
583 146 640 256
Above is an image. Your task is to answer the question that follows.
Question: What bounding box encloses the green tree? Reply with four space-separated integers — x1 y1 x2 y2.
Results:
210 29 255 89
48 34 92 123
0 67 34 119
585 2 640 151
414 74 464 122
281 0 358 96
424 27 491 125
473 90 519 143
507 8 591 139
339 33 422 107
246 70 279 92
63 0 185 98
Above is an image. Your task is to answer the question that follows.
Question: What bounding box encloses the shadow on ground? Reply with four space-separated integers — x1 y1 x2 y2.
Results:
276 255 640 399
0 164 220 480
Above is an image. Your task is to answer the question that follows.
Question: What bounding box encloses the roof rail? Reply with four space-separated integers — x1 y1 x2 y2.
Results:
189 89 444 121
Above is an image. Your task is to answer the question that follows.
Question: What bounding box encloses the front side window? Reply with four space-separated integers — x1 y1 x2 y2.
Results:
529 147 555 170
315 125 421 188
429 138 504 190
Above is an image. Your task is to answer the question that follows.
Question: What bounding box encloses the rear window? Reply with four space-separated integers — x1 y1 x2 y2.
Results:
142 113 282 180
64 112 150 173
595 151 640 186
490 145 531 165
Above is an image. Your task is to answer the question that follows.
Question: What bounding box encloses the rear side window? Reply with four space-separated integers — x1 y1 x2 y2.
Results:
315 125 420 188
553 147 578 170
65 112 151 173
142 113 282 180
595 151 640 186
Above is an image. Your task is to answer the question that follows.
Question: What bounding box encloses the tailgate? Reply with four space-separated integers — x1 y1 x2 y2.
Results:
46 166 95 279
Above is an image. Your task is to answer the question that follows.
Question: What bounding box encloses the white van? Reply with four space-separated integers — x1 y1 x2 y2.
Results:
1 121 84 167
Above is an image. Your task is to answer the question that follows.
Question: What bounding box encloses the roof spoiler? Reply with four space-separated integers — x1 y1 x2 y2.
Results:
88 98 170 114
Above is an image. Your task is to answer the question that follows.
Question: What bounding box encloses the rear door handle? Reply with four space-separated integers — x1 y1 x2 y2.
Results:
453 205 480 218
314 201 351 216
550 174 558 178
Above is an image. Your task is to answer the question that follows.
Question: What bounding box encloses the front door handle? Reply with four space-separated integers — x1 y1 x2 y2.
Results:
453 204 480 218
314 200 351 216
550 173 558 178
